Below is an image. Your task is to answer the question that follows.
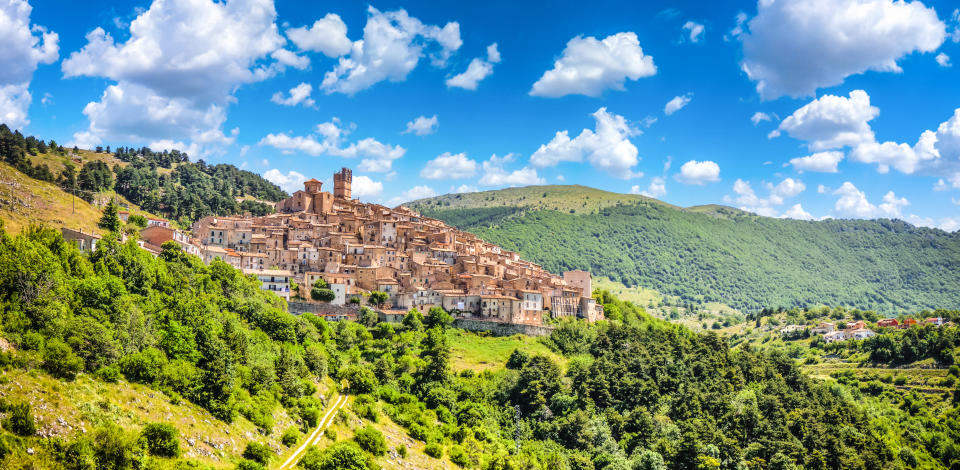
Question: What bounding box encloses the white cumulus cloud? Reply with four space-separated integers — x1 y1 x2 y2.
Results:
479 154 545 187
403 115 438 136
789 151 844 173
530 32 656 98
530 107 643 178
351 175 383 198
61 0 295 154
832 182 909 218
773 90 878 151
264 169 307 193
682 21 705 43
446 43 500 90
286 13 352 58
388 185 436 206
738 0 946 99
320 6 461 95
936 52 952 67
782 203 814 220
271 82 315 107
259 118 405 172
664 93 693 115
675 160 720 185
420 152 478 179
730 177 805 216
0 0 59 129
751 112 773 125
639 176 667 198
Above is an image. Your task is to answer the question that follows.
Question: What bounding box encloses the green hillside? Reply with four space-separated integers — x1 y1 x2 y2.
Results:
409 185 960 315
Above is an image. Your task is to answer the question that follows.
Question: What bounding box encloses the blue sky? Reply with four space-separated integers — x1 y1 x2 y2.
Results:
4 0 960 229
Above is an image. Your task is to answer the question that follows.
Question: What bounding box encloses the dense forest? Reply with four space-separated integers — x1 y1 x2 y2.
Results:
2 222 958 468
0 123 287 224
411 192 960 315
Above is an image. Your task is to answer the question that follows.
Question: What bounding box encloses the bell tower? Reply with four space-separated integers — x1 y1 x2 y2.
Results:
334 167 352 199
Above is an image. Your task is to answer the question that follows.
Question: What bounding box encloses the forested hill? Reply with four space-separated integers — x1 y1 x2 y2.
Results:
0 123 288 224
408 185 960 315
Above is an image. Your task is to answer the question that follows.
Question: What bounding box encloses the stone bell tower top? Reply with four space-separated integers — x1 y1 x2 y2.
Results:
334 167 352 199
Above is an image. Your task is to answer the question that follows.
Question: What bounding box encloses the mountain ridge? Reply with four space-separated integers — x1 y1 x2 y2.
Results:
408 184 960 315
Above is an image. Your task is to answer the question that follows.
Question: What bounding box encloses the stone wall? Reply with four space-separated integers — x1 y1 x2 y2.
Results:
452 318 555 337
288 302 555 337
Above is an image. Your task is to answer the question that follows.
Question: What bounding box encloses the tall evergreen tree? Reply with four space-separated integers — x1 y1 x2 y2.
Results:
98 200 122 233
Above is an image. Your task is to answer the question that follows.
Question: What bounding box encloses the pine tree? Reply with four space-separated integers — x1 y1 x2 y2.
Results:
98 199 122 233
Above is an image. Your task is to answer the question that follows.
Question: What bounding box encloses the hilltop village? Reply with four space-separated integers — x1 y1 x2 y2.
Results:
64 167 603 326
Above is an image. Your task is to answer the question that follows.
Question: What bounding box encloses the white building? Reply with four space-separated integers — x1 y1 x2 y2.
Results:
243 268 293 301
849 328 876 340
823 331 848 343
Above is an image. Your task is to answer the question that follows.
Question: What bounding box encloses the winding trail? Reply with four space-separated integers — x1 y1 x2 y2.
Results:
276 393 348 469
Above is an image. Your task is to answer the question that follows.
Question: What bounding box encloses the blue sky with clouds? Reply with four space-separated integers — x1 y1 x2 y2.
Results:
4 0 960 229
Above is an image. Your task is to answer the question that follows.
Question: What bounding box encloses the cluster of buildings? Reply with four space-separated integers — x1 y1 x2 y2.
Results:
813 321 878 343
780 316 949 343
66 168 603 327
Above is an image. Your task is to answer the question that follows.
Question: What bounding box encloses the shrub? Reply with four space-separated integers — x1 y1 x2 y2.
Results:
20 331 44 350
243 442 272 465
93 423 143 470
340 365 378 394
127 214 148 228
96 366 120 383
449 445 470 467
236 460 265 470
424 442 443 458
506 349 529 370
43 338 84 380
2 402 36 436
397 445 407 458
301 405 320 429
300 442 371 470
353 425 387 456
408 422 428 441
62 437 97 470
325 429 337 441
118 347 167 383
140 422 180 457
282 427 300 447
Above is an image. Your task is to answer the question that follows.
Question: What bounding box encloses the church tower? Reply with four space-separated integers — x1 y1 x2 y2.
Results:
334 167 352 199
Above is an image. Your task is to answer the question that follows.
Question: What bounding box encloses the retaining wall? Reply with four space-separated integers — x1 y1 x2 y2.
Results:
452 318 555 337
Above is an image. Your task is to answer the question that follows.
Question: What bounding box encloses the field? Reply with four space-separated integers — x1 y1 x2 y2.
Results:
448 329 563 372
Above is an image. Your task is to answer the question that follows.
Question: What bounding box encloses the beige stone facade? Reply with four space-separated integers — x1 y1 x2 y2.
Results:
189 168 604 326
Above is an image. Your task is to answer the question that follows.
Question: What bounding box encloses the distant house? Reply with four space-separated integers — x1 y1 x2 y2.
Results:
147 217 170 228
846 320 867 330
61 228 100 252
243 268 293 301
849 328 876 340
876 318 899 328
824 331 848 343
140 226 201 257
811 322 835 334
779 324 805 336
925 317 944 327
898 318 919 329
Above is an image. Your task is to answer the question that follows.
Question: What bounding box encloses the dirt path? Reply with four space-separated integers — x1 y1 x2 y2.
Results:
276 394 348 469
